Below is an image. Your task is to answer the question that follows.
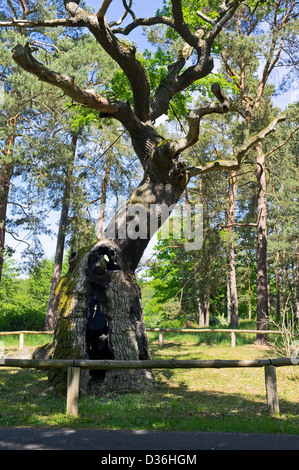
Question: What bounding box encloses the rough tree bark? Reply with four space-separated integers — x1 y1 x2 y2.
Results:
0 121 17 289
43 132 79 331
96 151 111 239
255 142 269 343
3 0 287 394
296 245 299 320
228 170 238 328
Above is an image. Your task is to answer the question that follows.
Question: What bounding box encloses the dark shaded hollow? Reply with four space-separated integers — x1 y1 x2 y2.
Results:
86 246 121 386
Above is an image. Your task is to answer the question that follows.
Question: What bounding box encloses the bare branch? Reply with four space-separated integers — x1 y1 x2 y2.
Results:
196 10 216 26
109 0 133 27
97 0 113 19
6 0 18 19
8 201 30 219
206 0 244 46
0 1 89 26
0 18 75 28
111 15 175 35
188 113 287 177
218 222 257 228
30 41 65 55
174 84 231 154
5 228 30 248
121 0 136 21
234 113 287 162
264 124 299 161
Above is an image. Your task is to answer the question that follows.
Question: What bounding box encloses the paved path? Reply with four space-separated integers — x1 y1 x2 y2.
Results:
0 427 298 450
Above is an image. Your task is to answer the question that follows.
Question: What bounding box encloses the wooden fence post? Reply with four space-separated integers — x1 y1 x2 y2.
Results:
159 330 164 348
231 332 236 348
66 367 80 417
19 333 24 350
265 365 280 416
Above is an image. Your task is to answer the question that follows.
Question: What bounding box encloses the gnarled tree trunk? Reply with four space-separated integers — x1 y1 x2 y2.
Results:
48 238 153 394
49 156 188 394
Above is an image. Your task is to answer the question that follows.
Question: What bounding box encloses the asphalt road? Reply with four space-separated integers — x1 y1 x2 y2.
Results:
0 427 298 451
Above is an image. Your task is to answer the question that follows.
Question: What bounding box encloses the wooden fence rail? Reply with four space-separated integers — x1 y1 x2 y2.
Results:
0 328 292 350
0 357 298 418
0 330 53 350
146 328 289 348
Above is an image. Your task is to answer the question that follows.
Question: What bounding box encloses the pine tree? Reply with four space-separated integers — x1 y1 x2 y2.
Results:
218 0 298 341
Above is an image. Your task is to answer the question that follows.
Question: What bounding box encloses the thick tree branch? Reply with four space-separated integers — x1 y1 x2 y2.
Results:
173 84 231 154
112 15 175 35
205 0 244 46
97 0 114 18
152 84 231 164
113 0 244 122
89 16 151 122
171 0 202 50
150 1 244 121
1 0 89 27
112 0 202 51
64 0 85 18
1 0 244 126
188 113 287 177
0 18 76 28
12 43 120 114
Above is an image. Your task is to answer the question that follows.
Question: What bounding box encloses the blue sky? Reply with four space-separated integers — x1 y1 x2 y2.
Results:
89 0 162 23
88 0 163 49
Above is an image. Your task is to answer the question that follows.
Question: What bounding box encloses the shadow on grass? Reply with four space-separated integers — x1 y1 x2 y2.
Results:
0 366 298 434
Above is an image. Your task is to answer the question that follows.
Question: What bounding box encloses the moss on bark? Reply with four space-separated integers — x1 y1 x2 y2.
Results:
48 240 154 395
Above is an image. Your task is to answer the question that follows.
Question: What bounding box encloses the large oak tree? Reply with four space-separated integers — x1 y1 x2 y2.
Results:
0 0 287 393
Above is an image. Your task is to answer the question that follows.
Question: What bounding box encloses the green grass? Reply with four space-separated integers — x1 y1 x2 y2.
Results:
0 334 53 348
0 335 298 434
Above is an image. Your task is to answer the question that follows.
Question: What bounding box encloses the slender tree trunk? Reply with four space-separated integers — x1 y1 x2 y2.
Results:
255 143 269 343
275 250 280 319
229 170 238 327
225 209 231 324
282 247 287 310
247 254 252 320
0 129 16 289
204 284 210 326
267 252 271 316
193 254 205 327
295 245 299 320
226 274 231 324
96 151 111 239
43 132 78 331
186 188 205 327
269 158 280 319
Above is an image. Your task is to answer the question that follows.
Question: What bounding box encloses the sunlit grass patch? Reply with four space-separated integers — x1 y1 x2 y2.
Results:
0 338 298 433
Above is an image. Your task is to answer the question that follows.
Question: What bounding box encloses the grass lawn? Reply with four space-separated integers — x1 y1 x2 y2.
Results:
0 332 298 434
